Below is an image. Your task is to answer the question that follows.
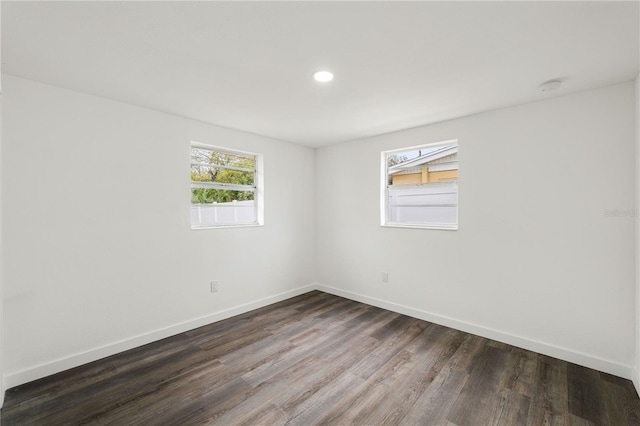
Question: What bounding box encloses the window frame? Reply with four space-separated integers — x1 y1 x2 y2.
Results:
380 139 458 231
190 142 264 229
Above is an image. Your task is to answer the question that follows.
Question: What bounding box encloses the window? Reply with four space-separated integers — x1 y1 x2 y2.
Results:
381 140 458 230
190 143 263 228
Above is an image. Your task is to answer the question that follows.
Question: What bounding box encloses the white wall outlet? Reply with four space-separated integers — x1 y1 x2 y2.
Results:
210 281 219 293
381 272 389 283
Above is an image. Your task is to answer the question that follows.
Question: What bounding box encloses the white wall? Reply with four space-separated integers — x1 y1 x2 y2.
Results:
317 82 637 378
1 75 316 386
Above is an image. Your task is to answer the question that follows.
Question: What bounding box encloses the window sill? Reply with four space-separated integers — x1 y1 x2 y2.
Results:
191 223 263 230
382 223 458 231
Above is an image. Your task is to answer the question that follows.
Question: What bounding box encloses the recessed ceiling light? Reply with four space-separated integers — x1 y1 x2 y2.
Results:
539 80 562 92
313 71 334 82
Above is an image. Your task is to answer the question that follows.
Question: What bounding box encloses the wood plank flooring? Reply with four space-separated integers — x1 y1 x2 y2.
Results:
3 291 640 425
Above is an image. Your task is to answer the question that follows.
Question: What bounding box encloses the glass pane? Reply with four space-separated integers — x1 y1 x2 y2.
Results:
191 188 254 204
388 183 457 225
387 144 458 186
191 164 254 185
191 190 256 226
191 147 255 169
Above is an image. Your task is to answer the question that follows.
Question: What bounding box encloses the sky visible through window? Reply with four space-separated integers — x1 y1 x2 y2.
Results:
389 146 441 167
403 146 441 160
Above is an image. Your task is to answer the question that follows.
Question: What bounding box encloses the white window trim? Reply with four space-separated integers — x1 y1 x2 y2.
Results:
190 141 264 229
380 139 458 231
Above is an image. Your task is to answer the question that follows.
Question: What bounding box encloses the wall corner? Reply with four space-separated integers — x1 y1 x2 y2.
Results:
635 72 640 392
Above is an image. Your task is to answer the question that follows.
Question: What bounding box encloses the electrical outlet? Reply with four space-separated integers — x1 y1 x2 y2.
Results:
210 281 219 293
381 272 389 283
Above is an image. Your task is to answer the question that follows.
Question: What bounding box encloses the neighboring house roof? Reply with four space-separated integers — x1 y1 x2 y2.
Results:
388 145 458 175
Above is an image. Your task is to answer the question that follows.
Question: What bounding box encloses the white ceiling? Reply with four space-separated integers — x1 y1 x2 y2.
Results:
2 1 639 147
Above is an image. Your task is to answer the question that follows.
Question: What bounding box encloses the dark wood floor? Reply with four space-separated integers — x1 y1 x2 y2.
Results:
3 291 640 425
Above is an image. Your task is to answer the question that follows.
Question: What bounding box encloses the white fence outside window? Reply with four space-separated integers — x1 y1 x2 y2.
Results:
387 182 458 226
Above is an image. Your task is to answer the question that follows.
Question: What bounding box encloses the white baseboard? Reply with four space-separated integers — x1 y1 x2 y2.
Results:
4 284 316 389
316 283 634 380
5 282 634 390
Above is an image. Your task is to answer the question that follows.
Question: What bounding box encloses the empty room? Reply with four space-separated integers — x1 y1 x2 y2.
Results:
1 1 640 424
